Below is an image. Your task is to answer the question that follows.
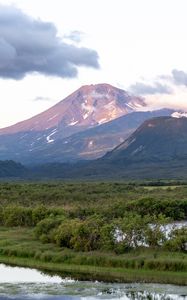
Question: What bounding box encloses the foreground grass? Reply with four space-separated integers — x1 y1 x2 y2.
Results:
0 255 187 285
0 227 186 285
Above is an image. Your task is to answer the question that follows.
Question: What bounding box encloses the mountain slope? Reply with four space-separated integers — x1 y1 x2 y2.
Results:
0 83 145 137
104 116 187 163
0 109 174 164
29 116 187 180
24 109 174 164
35 117 187 180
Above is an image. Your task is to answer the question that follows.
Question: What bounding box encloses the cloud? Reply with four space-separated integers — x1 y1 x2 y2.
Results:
129 81 173 96
33 96 53 102
172 69 187 86
0 5 99 80
64 30 84 43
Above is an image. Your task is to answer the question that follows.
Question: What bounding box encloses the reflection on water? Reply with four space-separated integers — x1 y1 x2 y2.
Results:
0 264 186 300
0 264 62 283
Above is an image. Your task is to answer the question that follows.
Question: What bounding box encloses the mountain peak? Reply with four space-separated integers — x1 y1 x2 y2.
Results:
78 83 124 93
0 83 145 136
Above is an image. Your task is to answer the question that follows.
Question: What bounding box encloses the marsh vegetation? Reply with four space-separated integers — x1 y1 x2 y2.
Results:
0 181 186 284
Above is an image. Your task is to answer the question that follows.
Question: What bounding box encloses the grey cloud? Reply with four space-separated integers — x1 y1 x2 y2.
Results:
0 5 99 80
129 82 173 95
64 31 84 43
172 69 187 86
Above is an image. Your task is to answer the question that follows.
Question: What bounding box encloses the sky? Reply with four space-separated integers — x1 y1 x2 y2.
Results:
1 0 187 127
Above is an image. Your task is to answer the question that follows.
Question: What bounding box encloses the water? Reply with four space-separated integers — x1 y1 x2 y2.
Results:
164 221 187 238
115 221 187 246
0 264 186 300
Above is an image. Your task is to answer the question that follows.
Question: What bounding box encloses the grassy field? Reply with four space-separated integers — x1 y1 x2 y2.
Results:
0 227 186 285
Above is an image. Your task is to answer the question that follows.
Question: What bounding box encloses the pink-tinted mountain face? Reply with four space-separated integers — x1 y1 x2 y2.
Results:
0 83 151 165
0 83 145 137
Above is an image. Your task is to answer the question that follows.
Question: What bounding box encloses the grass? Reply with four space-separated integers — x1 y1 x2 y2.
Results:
143 185 184 190
0 255 187 285
0 227 186 285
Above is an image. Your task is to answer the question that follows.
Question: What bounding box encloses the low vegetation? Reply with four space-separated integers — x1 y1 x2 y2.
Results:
0 181 186 284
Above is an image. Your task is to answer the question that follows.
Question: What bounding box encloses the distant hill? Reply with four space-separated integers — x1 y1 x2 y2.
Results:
0 160 26 178
104 116 187 163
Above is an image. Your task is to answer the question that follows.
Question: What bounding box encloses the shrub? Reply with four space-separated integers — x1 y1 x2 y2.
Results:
34 217 65 243
3 206 33 226
164 227 187 252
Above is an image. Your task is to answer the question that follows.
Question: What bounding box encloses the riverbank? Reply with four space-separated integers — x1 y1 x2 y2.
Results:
0 255 187 285
0 227 186 285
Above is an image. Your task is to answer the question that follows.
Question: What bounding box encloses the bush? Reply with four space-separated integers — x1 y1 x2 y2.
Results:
3 206 33 226
54 219 78 248
164 227 187 252
34 217 65 243
32 205 50 225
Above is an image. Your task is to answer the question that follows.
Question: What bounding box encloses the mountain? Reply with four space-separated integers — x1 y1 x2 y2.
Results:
21 109 174 164
0 83 147 164
104 116 187 163
31 116 187 180
54 109 174 160
0 83 145 137
0 108 174 164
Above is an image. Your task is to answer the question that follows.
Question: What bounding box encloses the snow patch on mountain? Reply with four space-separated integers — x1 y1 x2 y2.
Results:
48 114 59 121
172 112 187 118
69 120 78 126
104 101 116 110
82 91 110 99
83 112 89 120
88 140 94 148
46 128 58 143
19 133 28 140
98 118 107 125
81 103 95 119
91 91 110 99
126 101 142 110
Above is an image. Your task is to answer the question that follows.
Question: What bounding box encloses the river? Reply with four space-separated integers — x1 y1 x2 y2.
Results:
0 264 186 300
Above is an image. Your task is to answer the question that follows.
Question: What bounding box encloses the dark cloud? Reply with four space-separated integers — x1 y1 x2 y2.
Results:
172 69 187 86
129 82 173 95
0 5 99 80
